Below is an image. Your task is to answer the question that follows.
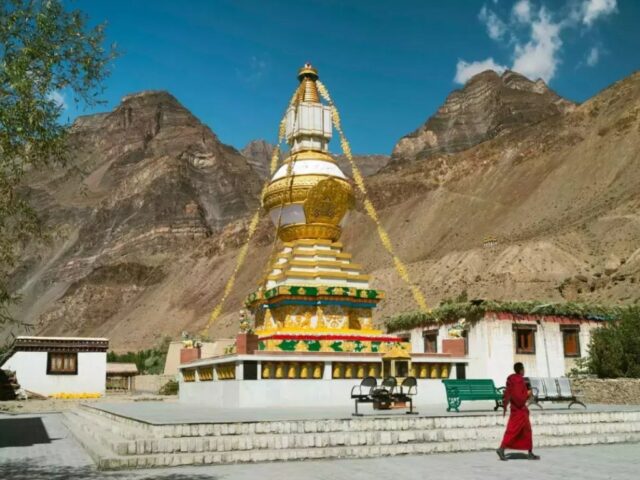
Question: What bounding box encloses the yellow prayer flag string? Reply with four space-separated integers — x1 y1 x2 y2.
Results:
317 80 429 313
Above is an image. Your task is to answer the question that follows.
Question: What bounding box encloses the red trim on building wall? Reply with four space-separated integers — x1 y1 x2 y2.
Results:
487 312 599 325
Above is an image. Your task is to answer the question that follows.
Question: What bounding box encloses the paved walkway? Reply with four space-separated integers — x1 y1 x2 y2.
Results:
88 401 640 424
1 413 638 479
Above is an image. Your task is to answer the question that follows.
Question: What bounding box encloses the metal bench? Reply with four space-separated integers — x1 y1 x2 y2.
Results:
351 376 418 415
528 377 545 409
393 376 418 415
442 379 504 412
351 376 378 416
529 377 586 409
370 376 398 412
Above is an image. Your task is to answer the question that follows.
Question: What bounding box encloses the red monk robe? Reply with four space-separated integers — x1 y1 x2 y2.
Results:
500 373 533 451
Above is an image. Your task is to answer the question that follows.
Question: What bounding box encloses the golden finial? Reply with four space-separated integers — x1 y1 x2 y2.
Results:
297 62 319 103
297 62 318 80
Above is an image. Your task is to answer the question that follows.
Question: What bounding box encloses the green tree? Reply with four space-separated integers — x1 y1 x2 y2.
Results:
586 307 640 378
0 0 115 324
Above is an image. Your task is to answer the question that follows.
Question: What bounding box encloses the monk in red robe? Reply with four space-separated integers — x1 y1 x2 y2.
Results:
496 362 540 460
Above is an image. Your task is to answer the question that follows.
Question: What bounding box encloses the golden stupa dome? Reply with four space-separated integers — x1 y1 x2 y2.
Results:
263 64 354 242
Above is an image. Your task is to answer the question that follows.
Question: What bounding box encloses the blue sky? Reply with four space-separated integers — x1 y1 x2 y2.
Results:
61 0 639 154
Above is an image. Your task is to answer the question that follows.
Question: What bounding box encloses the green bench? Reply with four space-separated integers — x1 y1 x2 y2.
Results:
442 379 504 412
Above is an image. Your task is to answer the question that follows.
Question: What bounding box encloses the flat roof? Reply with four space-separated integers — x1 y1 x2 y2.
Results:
1 336 110 367
86 402 640 426
15 336 109 341
107 363 139 374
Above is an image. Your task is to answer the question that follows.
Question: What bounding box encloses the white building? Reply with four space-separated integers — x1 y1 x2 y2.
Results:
0 336 109 397
399 311 601 387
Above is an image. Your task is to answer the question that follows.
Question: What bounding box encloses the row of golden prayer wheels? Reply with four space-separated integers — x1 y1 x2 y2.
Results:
183 362 452 381
331 362 450 379
262 362 324 379
182 365 233 382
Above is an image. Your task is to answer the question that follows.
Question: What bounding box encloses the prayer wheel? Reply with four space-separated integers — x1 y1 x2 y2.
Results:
344 363 354 378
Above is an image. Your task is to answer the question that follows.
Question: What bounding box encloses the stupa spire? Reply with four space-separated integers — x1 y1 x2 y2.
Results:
297 63 320 103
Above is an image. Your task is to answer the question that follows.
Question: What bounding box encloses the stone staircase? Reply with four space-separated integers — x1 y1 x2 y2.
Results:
63 405 640 470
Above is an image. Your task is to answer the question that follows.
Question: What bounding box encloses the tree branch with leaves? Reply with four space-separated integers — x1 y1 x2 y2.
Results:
0 0 116 324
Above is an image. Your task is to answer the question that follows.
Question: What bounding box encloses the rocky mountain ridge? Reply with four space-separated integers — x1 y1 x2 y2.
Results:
392 70 576 162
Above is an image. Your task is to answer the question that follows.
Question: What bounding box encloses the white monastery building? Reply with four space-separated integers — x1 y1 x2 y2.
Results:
398 311 600 386
0 336 109 397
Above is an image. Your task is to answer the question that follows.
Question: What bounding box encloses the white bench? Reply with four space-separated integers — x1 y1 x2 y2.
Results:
528 377 586 409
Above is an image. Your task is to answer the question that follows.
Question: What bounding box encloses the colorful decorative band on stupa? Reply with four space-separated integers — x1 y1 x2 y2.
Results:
245 64 410 355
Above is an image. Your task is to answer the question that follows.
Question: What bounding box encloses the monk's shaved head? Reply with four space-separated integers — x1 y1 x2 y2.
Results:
514 362 524 374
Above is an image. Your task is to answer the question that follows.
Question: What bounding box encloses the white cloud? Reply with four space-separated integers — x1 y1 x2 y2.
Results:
479 5 506 40
586 46 600 66
237 55 269 86
454 58 508 84
47 90 67 110
453 1 618 85
513 0 531 23
511 8 562 82
582 0 617 26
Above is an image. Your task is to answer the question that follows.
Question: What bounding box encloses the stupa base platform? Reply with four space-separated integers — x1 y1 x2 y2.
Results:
62 402 640 470
178 351 465 408
180 377 449 409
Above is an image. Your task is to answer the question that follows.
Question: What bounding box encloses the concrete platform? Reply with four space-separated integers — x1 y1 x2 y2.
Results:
87 400 640 424
61 401 640 470
2 413 640 479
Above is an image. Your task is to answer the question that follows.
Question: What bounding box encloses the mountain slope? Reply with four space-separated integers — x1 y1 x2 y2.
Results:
358 70 639 316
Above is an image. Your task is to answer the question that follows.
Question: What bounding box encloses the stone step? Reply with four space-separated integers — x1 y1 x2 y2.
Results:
79 405 640 438
63 411 142 456
62 411 121 469
82 432 640 470
66 409 640 457
73 407 150 440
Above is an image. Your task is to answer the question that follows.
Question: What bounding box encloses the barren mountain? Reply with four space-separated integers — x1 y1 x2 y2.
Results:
5 91 263 347
392 70 576 162
362 70 639 317
6 70 640 350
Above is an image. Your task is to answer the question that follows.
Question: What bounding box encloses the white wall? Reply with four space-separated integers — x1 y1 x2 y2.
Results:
180 378 447 408
410 317 602 387
2 351 106 396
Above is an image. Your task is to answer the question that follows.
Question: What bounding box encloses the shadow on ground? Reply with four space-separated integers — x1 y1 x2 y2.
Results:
505 453 538 460
0 417 51 447
0 460 220 480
